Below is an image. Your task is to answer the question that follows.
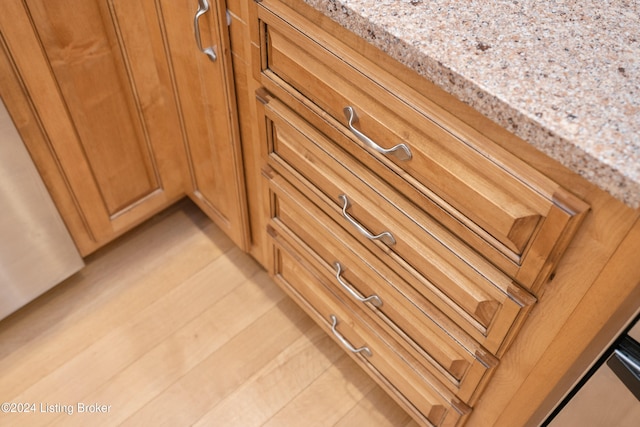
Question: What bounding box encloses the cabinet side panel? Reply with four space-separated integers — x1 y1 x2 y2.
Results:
229 0 270 265
465 194 638 427
497 217 640 427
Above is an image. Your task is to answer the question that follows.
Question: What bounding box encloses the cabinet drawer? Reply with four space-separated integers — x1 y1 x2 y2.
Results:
262 97 535 355
267 171 498 403
268 230 471 427
257 0 589 292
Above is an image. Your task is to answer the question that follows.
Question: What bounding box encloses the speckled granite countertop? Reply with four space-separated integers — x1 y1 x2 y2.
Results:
301 0 640 208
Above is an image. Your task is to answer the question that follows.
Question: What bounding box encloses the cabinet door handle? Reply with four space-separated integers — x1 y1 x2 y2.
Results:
330 315 372 357
194 0 217 62
333 262 382 307
343 106 412 161
339 194 396 246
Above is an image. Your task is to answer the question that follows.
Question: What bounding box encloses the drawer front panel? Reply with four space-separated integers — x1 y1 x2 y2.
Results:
263 97 535 354
257 1 589 292
269 231 471 426
268 171 497 403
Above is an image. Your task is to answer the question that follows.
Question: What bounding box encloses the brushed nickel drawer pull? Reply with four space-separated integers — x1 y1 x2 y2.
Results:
333 262 382 307
339 194 396 246
343 106 412 161
330 315 372 357
194 0 217 62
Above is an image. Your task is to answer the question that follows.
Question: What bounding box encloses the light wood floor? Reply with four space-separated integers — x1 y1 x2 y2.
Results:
0 199 418 426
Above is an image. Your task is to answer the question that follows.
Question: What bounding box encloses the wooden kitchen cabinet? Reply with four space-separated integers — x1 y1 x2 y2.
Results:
0 0 188 255
0 0 248 254
159 0 249 250
249 0 640 425
254 0 586 422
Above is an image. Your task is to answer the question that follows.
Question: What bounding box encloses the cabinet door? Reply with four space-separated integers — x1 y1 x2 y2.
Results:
159 0 249 249
1 0 188 255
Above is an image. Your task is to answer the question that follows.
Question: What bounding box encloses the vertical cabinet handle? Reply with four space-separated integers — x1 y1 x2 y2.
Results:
333 262 382 307
330 315 372 357
343 106 412 161
338 194 396 246
194 0 217 62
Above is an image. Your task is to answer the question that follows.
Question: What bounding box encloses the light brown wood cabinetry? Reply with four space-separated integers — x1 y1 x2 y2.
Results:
270 232 472 426
159 0 249 249
0 0 248 254
266 169 497 406
0 0 188 255
1 0 638 425
261 96 535 356
250 0 639 426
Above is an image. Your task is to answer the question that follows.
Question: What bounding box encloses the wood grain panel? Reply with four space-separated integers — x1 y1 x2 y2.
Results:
24 0 159 214
2 0 188 253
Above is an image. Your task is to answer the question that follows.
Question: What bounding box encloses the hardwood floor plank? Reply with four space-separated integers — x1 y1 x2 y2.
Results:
263 354 378 426
334 384 413 427
118 297 315 427
5 246 262 427
38 269 286 427
0 203 232 398
192 324 345 426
